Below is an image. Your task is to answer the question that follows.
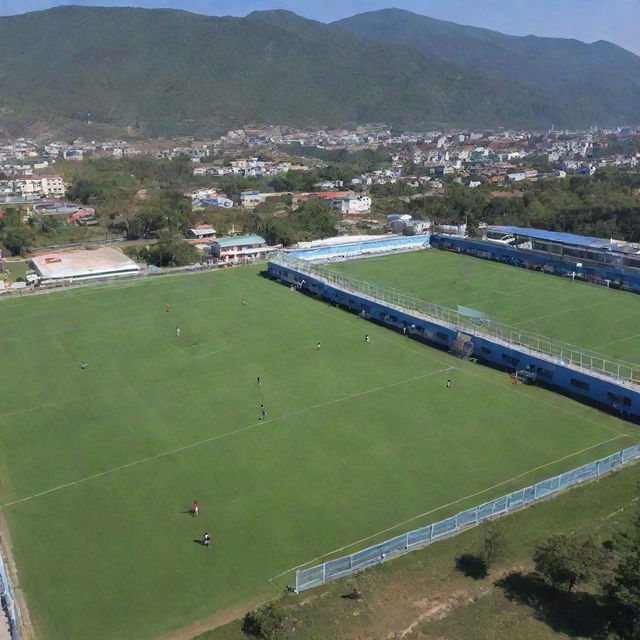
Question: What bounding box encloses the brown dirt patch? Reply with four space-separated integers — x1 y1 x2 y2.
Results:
0 513 36 640
156 596 271 640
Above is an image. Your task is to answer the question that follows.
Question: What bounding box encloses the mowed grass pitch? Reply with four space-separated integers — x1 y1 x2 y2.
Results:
0 266 637 640
333 249 640 363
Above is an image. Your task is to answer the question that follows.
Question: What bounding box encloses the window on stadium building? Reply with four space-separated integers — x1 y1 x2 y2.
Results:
608 391 632 406
536 367 554 380
570 378 590 391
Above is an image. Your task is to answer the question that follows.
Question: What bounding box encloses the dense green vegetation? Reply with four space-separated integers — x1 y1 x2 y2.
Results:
0 265 635 639
1 6 639 135
0 208 34 256
336 8 640 128
61 156 348 247
5 153 639 259
384 168 640 241
276 145 391 169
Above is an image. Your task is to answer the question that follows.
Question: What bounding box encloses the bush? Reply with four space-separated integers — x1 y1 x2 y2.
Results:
242 603 286 638
481 527 508 570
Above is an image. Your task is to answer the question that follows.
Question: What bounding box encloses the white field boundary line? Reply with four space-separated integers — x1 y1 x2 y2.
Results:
514 299 612 326
0 367 454 509
0 350 231 422
0 262 242 310
591 332 640 351
267 432 632 583
464 365 633 439
0 293 243 343
570 495 640 537
466 294 596 321
0 282 438 421
276 282 634 439
3 271 271 341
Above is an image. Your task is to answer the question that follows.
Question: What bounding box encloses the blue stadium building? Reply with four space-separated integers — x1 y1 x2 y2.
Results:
430 226 640 293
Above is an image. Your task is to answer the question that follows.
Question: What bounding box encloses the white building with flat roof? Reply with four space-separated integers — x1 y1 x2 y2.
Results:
13 174 66 198
329 195 371 215
31 247 140 281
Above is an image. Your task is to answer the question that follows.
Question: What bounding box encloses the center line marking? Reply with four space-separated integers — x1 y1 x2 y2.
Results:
1 366 454 508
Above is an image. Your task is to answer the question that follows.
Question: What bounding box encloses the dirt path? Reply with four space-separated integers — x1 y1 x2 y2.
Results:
395 564 528 640
0 513 36 640
156 596 270 640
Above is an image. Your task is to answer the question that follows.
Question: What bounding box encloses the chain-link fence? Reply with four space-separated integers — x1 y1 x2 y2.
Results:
295 443 640 591
0 546 18 640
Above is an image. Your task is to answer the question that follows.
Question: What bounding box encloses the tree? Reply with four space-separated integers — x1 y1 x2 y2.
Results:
242 603 286 639
0 207 22 230
607 550 640 638
141 231 200 267
603 509 640 638
259 216 299 247
295 198 338 241
41 215 61 234
481 527 507 570
2 226 34 256
534 534 603 591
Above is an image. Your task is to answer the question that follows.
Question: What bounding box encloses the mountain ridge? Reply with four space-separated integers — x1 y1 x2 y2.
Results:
334 8 640 127
0 5 636 137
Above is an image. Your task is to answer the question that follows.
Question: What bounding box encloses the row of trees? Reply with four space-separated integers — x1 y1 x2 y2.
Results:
530 521 640 638
0 208 34 256
389 168 640 241
455 511 640 639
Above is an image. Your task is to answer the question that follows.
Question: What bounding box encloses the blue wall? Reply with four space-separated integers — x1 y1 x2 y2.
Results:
286 234 430 261
268 261 640 421
430 234 640 293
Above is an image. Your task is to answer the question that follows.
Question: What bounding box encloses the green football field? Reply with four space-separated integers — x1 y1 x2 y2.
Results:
333 249 640 363
0 265 637 639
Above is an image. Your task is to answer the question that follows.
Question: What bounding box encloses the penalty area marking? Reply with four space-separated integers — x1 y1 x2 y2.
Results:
1 366 454 509
268 432 632 584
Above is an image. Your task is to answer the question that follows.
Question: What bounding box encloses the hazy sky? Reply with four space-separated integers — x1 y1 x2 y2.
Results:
1 0 639 54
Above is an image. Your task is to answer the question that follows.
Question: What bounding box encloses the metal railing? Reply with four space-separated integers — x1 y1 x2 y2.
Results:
296 443 640 591
0 544 19 640
271 253 640 387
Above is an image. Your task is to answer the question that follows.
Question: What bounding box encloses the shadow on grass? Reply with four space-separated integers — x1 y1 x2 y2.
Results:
497 572 611 638
455 553 488 580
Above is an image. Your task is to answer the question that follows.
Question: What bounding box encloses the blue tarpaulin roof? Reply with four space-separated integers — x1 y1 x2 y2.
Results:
486 226 623 251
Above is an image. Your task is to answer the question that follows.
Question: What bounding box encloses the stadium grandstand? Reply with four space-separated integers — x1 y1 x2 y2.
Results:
30 247 140 281
285 234 430 262
484 225 640 268
430 226 640 293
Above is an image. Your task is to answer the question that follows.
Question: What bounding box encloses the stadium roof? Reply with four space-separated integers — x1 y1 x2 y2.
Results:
215 234 266 248
31 247 140 280
292 234 385 249
486 226 624 251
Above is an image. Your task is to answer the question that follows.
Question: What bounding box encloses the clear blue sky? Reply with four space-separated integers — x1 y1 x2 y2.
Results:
2 0 639 54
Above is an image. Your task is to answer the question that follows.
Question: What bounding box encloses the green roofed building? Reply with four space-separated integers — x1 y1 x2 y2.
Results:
210 234 279 262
